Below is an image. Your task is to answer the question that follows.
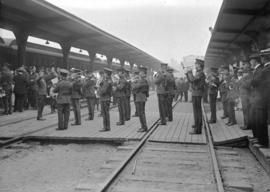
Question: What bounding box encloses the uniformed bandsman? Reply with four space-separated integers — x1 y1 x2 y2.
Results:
99 68 113 132
124 68 131 121
82 73 96 121
207 67 220 124
132 69 140 117
71 72 83 126
153 63 169 125
185 58 205 134
166 67 176 121
53 69 73 130
113 68 127 126
132 66 149 132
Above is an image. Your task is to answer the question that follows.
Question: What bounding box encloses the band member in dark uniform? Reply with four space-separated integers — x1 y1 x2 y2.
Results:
207 67 220 124
71 73 83 126
183 77 190 102
238 62 252 130
53 69 72 130
132 66 149 132
124 68 131 121
166 67 176 121
132 69 140 117
83 73 96 121
113 68 127 126
0 63 13 115
99 68 113 132
185 58 205 134
154 63 169 125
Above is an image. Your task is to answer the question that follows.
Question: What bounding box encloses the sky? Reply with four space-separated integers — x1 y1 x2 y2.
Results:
1 0 222 69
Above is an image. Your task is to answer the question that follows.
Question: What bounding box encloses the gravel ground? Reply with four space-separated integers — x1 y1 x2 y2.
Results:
235 148 270 192
0 143 116 192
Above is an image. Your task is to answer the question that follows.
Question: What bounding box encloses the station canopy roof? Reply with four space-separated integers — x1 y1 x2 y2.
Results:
205 0 270 68
0 0 163 69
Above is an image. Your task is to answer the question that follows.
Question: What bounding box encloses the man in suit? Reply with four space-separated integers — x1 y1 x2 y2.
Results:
13 67 29 112
71 73 83 125
132 66 149 132
83 73 96 121
113 68 127 126
0 63 13 115
99 68 113 132
36 67 57 120
53 69 73 130
207 68 220 124
166 67 176 121
185 58 205 134
153 63 169 125
249 49 270 147
219 67 229 119
238 62 253 130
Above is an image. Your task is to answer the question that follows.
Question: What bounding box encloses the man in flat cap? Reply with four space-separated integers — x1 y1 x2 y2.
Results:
207 67 220 124
53 69 73 130
132 66 149 132
99 68 113 132
166 67 176 121
185 58 206 134
113 67 127 126
153 63 169 125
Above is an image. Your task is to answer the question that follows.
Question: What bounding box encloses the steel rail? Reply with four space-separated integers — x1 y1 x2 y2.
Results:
202 102 225 192
95 100 180 192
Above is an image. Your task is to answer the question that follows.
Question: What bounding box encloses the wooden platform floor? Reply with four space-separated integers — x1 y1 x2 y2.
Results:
0 94 159 142
149 102 207 144
206 106 252 145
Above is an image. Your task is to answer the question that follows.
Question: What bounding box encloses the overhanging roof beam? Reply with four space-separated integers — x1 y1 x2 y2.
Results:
223 8 261 16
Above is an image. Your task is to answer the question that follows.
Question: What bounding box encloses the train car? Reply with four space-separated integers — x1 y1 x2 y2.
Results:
0 37 120 71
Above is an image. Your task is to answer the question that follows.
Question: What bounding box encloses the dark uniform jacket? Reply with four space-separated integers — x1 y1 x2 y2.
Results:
113 78 126 97
53 79 73 104
125 81 132 97
82 79 96 98
219 79 228 102
183 80 190 92
14 72 29 95
167 75 176 96
71 80 83 99
208 74 219 95
29 73 38 91
186 70 205 96
100 78 112 101
132 78 149 102
0 70 13 92
153 71 168 94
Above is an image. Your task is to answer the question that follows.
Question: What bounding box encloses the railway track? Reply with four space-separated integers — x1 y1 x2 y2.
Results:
74 102 253 192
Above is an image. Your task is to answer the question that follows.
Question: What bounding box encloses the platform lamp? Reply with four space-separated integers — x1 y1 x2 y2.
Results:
45 40 50 45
